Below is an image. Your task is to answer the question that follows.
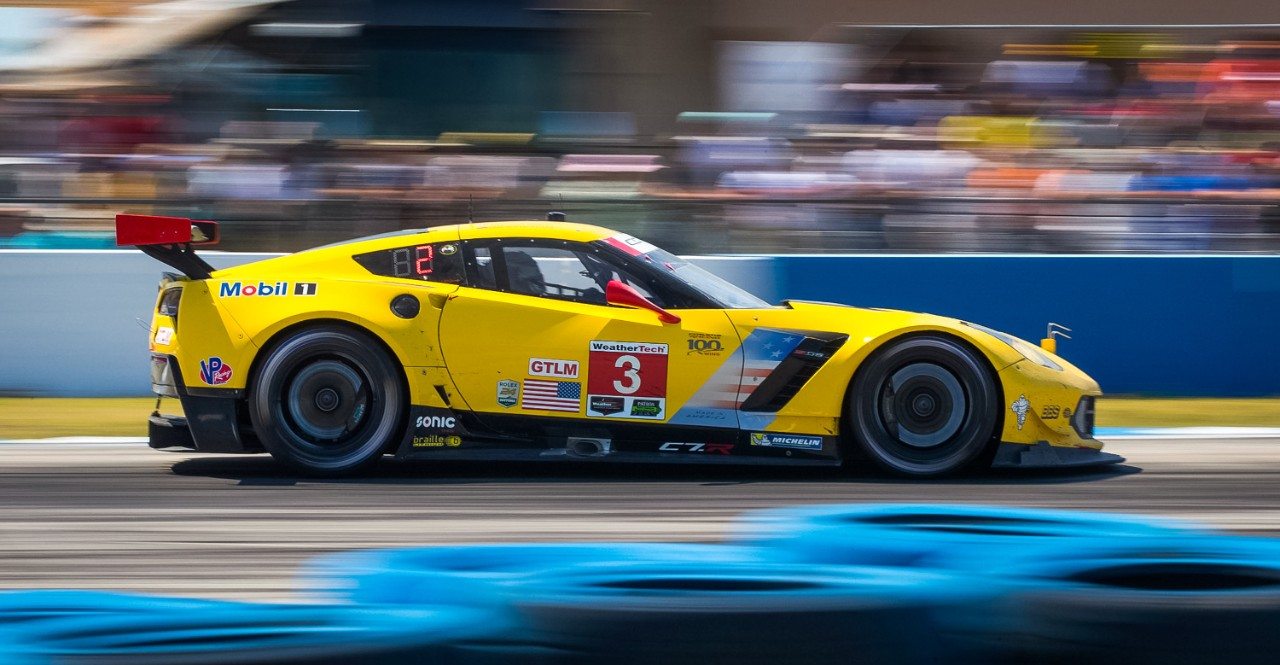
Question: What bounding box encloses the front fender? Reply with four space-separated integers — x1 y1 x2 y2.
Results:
998 359 1102 449
728 304 1027 436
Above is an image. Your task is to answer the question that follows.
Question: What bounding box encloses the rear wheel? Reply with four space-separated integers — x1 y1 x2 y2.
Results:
848 335 1000 477
248 325 405 476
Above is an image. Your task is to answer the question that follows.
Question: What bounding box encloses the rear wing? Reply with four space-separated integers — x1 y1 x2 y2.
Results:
115 213 220 279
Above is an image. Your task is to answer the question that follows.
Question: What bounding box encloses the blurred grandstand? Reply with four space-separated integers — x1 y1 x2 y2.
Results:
0 1 1277 253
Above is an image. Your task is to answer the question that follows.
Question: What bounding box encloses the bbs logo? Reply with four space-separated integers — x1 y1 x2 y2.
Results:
1041 405 1061 419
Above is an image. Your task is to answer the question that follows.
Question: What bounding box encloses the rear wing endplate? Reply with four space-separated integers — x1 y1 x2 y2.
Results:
115 213 219 280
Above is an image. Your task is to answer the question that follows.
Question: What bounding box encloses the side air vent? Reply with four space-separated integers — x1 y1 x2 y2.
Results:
740 333 848 412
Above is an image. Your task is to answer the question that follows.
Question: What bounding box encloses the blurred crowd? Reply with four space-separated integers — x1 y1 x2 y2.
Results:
0 4 1278 254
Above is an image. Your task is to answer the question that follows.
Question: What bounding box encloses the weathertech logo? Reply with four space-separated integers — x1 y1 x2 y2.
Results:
589 341 668 355
218 281 317 297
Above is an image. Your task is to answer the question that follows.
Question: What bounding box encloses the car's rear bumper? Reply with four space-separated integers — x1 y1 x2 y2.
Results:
990 441 1125 469
148 413 195 450
150 353 257 454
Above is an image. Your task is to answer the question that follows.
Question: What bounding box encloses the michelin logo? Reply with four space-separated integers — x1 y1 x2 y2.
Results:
1011 395 1030 430
749 432 823 451
219 281 317 297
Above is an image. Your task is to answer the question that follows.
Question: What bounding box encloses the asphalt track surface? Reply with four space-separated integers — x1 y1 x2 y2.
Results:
2 437 1279 601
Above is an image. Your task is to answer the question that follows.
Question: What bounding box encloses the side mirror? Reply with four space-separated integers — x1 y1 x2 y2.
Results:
605 280 681 324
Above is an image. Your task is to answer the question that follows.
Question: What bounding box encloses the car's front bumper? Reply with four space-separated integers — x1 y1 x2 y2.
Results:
998 358 1104 447
990 441 1125 469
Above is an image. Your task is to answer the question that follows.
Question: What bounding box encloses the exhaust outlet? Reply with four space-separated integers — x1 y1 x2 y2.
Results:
566 437 611 457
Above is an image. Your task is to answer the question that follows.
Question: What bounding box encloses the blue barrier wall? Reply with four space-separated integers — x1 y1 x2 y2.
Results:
1 251 1276 396
769 255 1280 396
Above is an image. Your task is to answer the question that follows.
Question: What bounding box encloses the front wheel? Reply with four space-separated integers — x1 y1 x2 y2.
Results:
248 325 405 477
848 335 1000 477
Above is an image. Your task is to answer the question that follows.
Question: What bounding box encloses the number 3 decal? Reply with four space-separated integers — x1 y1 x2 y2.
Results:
587 341 670 420
612 354 641 394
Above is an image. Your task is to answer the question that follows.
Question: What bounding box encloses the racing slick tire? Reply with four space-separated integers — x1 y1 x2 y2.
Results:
0 590 238 628
510 561 983 665
301 543 763 607
848 334 1000 477
300 544 768 664
731 503 1199 571
977 537 1280 665
248 325 405 477
4 600 502 664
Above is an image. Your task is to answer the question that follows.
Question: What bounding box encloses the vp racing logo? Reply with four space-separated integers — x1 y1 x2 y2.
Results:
199 357 232 385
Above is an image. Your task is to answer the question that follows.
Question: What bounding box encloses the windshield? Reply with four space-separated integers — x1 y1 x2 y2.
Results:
600 234 771 309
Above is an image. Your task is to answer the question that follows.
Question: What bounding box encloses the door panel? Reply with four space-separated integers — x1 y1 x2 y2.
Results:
437 286 741 436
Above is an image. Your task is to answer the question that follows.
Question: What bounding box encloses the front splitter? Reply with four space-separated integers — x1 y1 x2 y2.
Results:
991 441 1125 469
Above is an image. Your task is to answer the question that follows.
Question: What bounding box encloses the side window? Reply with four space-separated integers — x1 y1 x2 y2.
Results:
468 245 497 290
502 245 608 304
353 241 464 284
460 238 681 308
595 257 660 302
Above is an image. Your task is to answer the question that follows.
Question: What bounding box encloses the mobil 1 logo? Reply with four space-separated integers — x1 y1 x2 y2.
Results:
218 281 317 297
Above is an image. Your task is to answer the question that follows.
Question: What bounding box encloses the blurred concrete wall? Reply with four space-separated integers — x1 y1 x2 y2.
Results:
0 251 774 397
0 251 279 397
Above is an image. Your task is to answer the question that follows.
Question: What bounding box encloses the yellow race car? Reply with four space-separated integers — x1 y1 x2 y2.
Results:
119 213 1118 478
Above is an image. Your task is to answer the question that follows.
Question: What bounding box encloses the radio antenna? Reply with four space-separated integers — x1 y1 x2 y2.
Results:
467 194 474 224
546 194 567 222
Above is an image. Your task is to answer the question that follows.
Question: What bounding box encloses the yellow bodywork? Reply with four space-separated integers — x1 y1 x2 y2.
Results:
149 221 1101 453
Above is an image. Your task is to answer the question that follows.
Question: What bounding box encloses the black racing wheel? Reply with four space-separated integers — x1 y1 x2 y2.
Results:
248 325 405 476
848 334 1000 477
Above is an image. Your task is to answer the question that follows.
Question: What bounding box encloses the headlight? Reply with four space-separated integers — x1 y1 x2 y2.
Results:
965 323 1063 371
1071 396 1096 439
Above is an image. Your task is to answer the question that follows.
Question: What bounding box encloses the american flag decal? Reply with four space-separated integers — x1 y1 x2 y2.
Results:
666 328 812 427
521 379 581 412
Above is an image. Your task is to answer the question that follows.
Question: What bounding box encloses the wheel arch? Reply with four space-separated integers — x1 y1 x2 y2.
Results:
839 329 1006 461
246 318 413 457
246 318 411 411
248 310 419 371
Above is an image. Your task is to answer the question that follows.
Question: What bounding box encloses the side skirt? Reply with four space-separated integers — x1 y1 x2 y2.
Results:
392 406 842 465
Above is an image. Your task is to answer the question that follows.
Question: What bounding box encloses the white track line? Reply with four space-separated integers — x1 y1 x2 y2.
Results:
0 437 148 445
